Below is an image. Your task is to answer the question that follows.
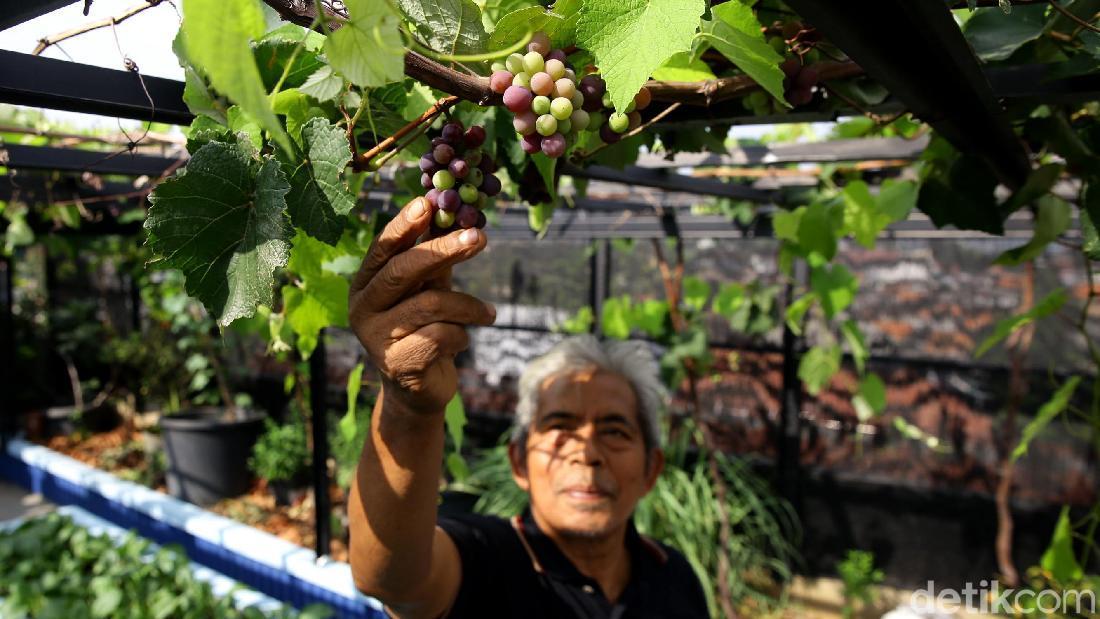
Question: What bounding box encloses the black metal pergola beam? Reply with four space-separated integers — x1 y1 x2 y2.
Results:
0 50 194 126
1 144 183 176
560 162 776 202
635 135 930 168
781 0 1031 189
0 0 76 32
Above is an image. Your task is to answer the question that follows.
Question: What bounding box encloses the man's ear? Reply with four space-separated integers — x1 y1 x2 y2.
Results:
507 442 530 492
644 448 664 493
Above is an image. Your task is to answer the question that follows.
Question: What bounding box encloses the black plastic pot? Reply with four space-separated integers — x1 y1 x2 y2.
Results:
160 408 265 506
269 477 310 507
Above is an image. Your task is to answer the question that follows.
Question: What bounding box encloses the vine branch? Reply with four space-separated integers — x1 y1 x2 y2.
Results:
33 0 166 56
1047 0 1100 35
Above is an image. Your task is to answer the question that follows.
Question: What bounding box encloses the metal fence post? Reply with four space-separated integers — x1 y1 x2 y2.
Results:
309 329 332 560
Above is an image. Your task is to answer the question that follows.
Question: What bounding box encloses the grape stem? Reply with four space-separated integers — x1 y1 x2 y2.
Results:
354 95 459 171
569 102 683 164
819 81 906 126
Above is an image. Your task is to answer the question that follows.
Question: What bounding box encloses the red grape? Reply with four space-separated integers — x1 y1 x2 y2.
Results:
521 133 542 154
456 204 479 229
464 126 486 148
541 132 566 158
449 158 469 179
490 70 514 94
441 121 464 143
438 188 461 212
503 85 533 113
433 143 454 164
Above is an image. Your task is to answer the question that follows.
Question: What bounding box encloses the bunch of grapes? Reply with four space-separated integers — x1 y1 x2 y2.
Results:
781 58 819 107
488 31 651 157
419 119 500 232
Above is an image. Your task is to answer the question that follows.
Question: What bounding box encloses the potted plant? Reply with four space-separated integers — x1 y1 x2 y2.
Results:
249 409 312 507
150 272 267 506
44 299 121 437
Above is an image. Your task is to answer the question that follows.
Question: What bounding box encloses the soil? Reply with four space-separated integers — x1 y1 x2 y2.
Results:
36 425 350 562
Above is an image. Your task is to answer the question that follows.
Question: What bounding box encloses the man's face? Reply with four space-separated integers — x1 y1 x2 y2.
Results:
509 367 663 539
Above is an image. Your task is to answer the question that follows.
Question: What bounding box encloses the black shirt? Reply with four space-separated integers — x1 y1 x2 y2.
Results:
436 509 710 618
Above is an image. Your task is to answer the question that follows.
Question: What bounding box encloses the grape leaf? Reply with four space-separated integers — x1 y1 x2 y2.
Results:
445 392 467 452
547 0 583 47
682 276 711 312
279 117 355 245
652 51 716 81
182 0 292 154
397 0 489 56
840 319 868 374
784 293 815 336
1040 506 1085 583
326 0 407 88
252 39 325 91
283 231 352 357
632 299 668 338
798 345 840 396
259 23 326 51
810 263 858 318
489 6 565 51
576 0 705 113
298 66 345 102
145 140 292 327
797 201 841 260
994 195 1072 266
699 1 787 105
341 362 365 444
962 4 1047 61
601 295 632 339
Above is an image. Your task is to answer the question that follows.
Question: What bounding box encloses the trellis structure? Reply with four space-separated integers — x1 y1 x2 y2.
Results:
2 0 1098 590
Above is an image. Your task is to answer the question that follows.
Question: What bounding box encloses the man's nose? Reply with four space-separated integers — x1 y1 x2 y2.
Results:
565 423 604 466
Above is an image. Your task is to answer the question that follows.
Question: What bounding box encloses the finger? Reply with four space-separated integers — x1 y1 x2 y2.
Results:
386 322 470 376
350 197 432 295
379 289 496 340
357 227 487 313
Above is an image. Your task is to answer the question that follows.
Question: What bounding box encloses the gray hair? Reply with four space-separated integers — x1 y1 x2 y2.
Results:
510 335 667 455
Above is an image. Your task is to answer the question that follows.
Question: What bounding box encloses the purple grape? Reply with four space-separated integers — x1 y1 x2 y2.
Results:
541 132 566 158
490 70 514 94
513 110 537 135
478 154 496 173
481 173 502 197
419 155 437 173
431 137 447 147
421 172 434 189
599 123 622 144
456 204 479 229
425 188 440 208
464 126 486 148
521 133 542 154
579 74 606 98
475 211 487 229
528 31 551 56
438 189 461 212
503 85 533 113
449 158 469 179
441 121 464 143
433 143 455 165
546 49 567 63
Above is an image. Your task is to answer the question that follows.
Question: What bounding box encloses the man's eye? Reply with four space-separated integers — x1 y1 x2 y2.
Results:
603 428 629 438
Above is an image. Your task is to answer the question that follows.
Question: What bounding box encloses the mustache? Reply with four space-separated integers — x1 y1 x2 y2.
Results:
554 473 618 496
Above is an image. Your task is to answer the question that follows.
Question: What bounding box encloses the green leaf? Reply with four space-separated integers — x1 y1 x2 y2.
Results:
784 293 815 336
447 452 470 481
445 392 467 452
282 231 351 357
326 0 406 88
279 117 355 245
252 39 325 91
962 4 1048 61
298 66 345 102
601 295 633 339
576 0 705 113
632 299 668 338
840 319 868 374
341 362 365 444
713 283 746 318
798 345 840 396
528 201 555 234
91 584 122 617
652 51 715 81
1082 202 1100 260
145 140 291 327
557 306 594 334
772 207 803 243
489 6 565 51
259 23 326 51
841 180 885 248
182 0 292 153
682 276 711 312
531 153 558 202
974 288 1066 358
1040 506 1085 583
547 0 583 47
798 201 840 260
856 373 886 418
699 2 787 105
994 195 1072 266
1013 376 1080 462
876 178 918 222
397 0 489 56
810 263 858 319
1002 163 1063 213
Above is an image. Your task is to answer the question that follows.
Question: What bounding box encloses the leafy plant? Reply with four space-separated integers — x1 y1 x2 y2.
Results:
836 549 884 619
249 408 311 483
0 512 332 618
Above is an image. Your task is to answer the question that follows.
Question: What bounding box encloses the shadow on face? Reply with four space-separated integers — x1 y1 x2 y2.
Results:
508 367 664 541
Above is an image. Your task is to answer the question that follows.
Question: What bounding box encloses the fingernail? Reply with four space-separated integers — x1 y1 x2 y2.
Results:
484 302 496 321
408 198 426 220
460 228 479 245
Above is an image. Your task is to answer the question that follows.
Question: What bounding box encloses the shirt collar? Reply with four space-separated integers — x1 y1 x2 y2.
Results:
511 507 668 585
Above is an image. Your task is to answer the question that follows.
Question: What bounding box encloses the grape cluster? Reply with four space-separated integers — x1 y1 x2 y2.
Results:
419 119 499 232
781 59 819 107
489 31 651 157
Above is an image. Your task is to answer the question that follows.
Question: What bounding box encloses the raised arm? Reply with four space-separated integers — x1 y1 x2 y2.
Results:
346 197 495 618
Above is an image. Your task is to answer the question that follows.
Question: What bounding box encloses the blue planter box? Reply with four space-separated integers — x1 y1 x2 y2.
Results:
0 438 385 619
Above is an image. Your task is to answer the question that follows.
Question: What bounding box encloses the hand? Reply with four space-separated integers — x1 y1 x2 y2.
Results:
349 197 496 415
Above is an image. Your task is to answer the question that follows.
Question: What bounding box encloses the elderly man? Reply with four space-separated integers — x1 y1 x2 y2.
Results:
347 197 709 618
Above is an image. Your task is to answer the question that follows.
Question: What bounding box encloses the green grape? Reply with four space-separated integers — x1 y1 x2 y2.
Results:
550 97 573 121
432 169 455 190
536 114 558 136
522 51 545 74
608 112 629 133
459 183 479 203
532 95 551 115
505 53 525 74
557 118 572 135
435 209 456 228
512 72 531 88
